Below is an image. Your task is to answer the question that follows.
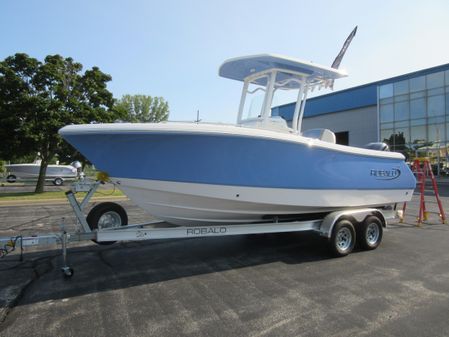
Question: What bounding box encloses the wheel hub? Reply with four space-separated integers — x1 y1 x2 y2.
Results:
366 223 380 245
336 227 352 251
98 211 122 229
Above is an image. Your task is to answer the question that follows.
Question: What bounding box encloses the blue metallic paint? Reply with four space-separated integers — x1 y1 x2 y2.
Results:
63 132 415 190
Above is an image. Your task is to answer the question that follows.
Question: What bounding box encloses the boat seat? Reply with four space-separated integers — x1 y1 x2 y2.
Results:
363 142 390 151
301 128 336 144
240 116 290 133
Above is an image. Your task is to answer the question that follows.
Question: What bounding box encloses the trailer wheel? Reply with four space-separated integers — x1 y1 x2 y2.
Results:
329 219 356 257
53 177 64 186
87 202 128 245
6 175 16 183
359 216 383 250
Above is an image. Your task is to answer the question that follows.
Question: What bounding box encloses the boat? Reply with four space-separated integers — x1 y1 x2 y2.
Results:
5 161 79 185
59 55 416 225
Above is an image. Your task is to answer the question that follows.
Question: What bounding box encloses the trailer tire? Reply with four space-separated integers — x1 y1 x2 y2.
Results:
87 202 128 245
53 177 64 186
358 216 383 250
329 219 356 257
6 175 16 183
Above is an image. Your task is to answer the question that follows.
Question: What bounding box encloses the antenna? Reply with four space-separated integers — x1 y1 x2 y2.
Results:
328 26 358 89
331 26 357 69
195 110 201 123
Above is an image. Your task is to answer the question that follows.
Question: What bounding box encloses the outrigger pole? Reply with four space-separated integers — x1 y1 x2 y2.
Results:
327 25 358 89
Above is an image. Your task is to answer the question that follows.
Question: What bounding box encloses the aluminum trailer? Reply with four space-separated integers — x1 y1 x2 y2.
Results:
0 179 402 277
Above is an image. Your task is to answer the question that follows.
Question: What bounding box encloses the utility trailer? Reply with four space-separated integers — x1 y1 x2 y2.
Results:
0 179 402 278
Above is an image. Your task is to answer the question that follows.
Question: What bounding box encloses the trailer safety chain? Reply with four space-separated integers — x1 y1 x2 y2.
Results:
94 181 117 196
0 236 23 260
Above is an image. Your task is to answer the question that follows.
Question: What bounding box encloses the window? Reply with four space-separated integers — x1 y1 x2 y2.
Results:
380 122 393 129
410 98 426 119
380 97 393 104
379 104 394 122
379 84 393 98
380 128 394 143
426 71 444 89
428 87 444 96
394 94 408 103
428 95 445 117
426 120 445 149
395 120 409 128
446 123 449 142
394 80 409 95
377 73 449 174
394 101 409 121
395 128 410 143
394 120 410 144
447 94 449 114
410 76 426 92
410 118 426 126
428 124 444 142
410 125 426 144
410 91 425 99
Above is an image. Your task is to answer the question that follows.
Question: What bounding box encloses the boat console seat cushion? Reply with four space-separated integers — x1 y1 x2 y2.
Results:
240 116 290 132
363 142 390 151
302 128 336 144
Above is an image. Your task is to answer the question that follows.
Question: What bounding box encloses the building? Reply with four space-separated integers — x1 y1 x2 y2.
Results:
272 63 449 169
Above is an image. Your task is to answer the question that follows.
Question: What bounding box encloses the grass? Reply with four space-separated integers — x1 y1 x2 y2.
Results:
0 189 125 202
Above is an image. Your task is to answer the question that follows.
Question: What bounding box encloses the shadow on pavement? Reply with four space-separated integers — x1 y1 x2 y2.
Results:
1 232 335 307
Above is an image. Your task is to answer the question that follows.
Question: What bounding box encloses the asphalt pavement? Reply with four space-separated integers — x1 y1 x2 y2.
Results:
0 186 449 337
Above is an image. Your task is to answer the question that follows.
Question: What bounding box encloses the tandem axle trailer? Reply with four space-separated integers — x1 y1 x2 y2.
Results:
0 179 401 277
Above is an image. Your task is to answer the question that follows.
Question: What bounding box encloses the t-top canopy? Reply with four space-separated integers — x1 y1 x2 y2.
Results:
219 54 347 88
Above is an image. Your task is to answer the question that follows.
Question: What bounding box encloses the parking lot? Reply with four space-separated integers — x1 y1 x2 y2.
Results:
1 185 449 337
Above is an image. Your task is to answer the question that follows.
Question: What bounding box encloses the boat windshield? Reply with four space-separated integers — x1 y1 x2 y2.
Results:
241 82 266 120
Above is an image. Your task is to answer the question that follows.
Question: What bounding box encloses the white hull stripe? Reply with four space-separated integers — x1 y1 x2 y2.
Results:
112 178 413 225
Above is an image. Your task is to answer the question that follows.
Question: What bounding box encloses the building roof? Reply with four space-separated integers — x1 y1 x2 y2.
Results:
272 62 449 121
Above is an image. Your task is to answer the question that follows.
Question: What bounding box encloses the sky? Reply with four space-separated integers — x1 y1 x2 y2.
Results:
1 0 449 123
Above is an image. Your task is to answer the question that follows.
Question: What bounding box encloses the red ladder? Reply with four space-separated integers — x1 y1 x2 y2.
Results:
402 159 446 225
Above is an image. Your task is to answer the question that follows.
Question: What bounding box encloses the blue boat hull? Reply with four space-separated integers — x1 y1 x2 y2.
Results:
62 132 415 191
60 125 416 224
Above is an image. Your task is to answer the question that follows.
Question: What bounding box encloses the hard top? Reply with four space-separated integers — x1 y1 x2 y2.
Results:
219 54 347 88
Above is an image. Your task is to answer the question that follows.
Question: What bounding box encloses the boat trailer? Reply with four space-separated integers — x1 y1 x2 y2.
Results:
0 179 402 277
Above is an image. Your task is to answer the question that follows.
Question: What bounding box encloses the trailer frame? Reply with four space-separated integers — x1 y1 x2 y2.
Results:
0 179 401 277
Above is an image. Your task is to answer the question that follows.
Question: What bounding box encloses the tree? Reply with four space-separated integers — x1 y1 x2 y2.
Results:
383 131 413 159
0 53 117 193
114 94 169 123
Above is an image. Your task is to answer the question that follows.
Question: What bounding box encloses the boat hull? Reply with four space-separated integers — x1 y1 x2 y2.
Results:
6 164 77 179
115 178 413 225
59 123 416 225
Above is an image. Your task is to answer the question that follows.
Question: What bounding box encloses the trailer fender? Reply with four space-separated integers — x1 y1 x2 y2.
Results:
319 209 386 239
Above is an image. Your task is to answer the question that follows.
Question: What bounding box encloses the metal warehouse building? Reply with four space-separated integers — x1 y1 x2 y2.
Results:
272 63 449 169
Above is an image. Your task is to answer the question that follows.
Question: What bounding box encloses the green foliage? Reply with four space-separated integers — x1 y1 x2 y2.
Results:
383 132 413 159
0 53 118 192
385 132 406 151
114 94 169 123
